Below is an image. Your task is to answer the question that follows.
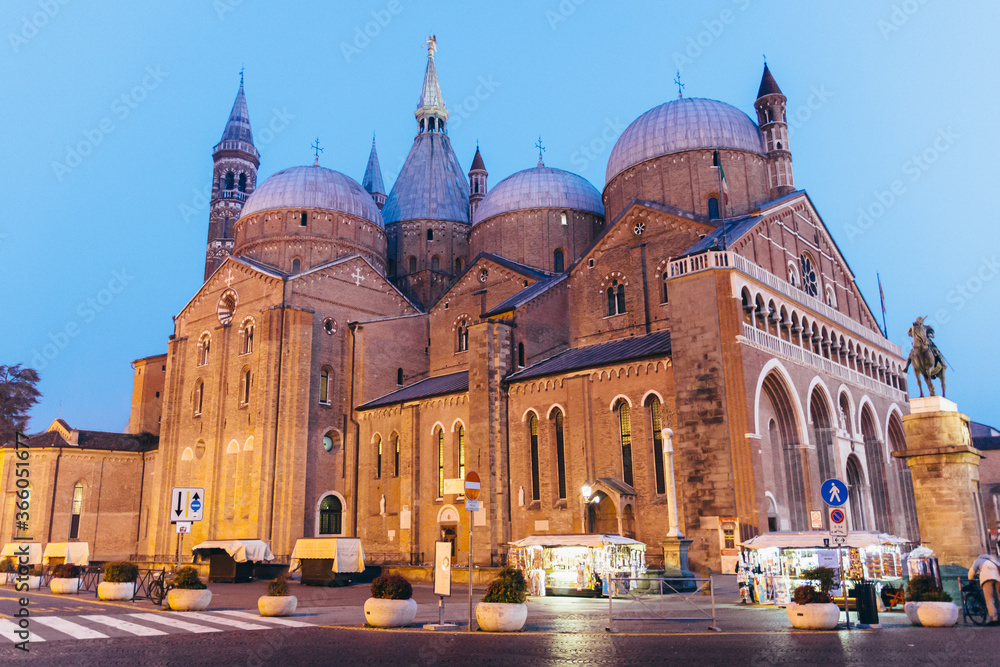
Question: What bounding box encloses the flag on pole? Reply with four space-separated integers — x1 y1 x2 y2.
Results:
878 273 888 337
712 150 729 204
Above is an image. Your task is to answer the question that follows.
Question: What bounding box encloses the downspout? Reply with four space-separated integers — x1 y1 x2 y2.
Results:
46 450 62 542
135 451 147 545
92 459 105 555
348 322 361 536
266 277 288 542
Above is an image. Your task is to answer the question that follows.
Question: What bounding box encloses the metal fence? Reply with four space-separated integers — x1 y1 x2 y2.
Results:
606 576 720 633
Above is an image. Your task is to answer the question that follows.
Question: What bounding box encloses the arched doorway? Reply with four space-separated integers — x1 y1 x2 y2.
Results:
810 387 837 488
888 414 920 541
437 506 460 559
846 455 868 530
861 405 891 532
587 493 618 534
761 372 808 530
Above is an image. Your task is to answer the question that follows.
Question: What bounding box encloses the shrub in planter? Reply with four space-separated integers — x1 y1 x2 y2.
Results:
364 574 417 627
99 561 139 601
259 573 298 617
50 563 81 594
0 558 14 586
904 575 958 627
786 566 840 630
167 566 212 611
477 567 529 632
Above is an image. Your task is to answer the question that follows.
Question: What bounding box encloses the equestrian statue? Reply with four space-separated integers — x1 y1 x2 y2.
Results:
905 316 946 398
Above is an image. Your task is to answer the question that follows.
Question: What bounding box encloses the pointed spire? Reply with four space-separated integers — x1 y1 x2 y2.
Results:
757 63 783 98
219 78 254 145
363 135 386 196
415 35 448 133
470 146 486 172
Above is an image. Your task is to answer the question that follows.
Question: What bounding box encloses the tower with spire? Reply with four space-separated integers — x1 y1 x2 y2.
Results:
754 64 795 199
204 75 259 281
468 145 487 218
362 135 386 210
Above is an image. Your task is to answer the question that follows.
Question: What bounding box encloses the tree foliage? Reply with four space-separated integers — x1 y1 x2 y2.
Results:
0 365 41 445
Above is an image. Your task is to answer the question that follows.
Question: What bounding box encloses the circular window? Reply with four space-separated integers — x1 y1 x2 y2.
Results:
323 318 338 334
479 268 488 283
323 431 340 453
217 290 238 325
799 254 818 298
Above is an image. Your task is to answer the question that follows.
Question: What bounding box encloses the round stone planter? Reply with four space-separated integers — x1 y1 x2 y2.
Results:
363 598 417 628
167 588 213 611
475 602 528 632
904 601 959 627
20 575 41 590
50 577 80 595
98 581 136 601
785 602 840 630
258 595 298 617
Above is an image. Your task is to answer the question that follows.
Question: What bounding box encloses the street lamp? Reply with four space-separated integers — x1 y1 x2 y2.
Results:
581 483 592 501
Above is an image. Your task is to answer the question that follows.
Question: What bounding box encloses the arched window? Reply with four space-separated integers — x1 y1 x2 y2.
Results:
457 324 469 352
708 197 720 220
194 380 204 417
397 368 404 386
241 320 254 355
606 281 626 316
662 274 669 304
320 367 331 404
529 414 540 502
457 425 466 481
431 255 440 270
238 173 247 192
437 428 445 498
517 342 525 368
427 228 434 241
319 495 342 535
455 258 463 274
648 397 666 494
375 436 382 479
198 334 210 366
393 435 400 477
554 410 567 499
225 172 235 190
553 249 565 273
240 368 251 406
560 211 568 226
617 400 633 486
300 212 308 227
291 258 301 273
69 482 83 539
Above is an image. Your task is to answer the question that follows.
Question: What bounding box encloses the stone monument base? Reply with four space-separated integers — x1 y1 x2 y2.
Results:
660 537 695 591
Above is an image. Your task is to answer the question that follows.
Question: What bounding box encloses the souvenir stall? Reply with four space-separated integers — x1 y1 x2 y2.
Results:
507 534 646 597
289 538 366 586
740 531 906 606
191 539 274 583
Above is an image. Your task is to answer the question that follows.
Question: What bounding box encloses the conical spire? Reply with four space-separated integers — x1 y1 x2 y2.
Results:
757 64 783 99
219 80 255 145
470 146 486 172
363 135 386 209
415 35 448 132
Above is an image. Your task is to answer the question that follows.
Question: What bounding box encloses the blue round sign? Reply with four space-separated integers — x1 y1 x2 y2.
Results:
820 478 848 507
190 498 202 512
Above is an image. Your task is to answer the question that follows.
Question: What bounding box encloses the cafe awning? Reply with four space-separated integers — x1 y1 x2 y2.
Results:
289 538 365 573
191 539 274 563
741 531 907 550
1 542 42 565
509 534 645 550
42 542 89 565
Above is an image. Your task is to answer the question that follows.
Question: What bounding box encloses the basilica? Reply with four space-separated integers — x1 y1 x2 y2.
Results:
3 42 919 574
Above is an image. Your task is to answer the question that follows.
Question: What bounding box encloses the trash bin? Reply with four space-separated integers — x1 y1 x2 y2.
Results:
853 580 880 625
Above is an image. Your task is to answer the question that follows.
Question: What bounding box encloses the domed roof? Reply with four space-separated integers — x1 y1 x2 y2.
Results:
606 97 765 183
241 165 383 226
382 133 469 224
473 165 603 225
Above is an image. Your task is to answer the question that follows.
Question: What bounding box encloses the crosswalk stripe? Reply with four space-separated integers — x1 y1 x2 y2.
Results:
0 619 45 643
80 614 167 637
214 610 314 627
175 611 270 630
127 613 221 634
32 616 108 639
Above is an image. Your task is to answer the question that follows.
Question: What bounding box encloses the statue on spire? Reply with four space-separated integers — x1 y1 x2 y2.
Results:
425 34 437 59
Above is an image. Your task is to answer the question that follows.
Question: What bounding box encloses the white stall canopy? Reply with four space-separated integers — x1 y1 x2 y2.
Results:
191 539 274 563
741 531 907 550
289 538 365 573
1 542 42 565
510 534 645 549
42 542 90 565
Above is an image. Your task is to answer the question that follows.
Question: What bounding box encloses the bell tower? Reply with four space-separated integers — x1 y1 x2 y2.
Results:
754 64 794 200
468 146 487 218
204 74 259 281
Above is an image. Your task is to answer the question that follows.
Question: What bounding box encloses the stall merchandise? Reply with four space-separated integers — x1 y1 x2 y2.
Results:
507 534 645 597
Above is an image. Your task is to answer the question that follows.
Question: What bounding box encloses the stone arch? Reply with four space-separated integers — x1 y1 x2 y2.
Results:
845 454 869 530
758 365 809 531
450 418 466 433
640 389 665 407
226 439 239 454
315 491 346 536
860 402 891 532
808 380 838 490
886 409 919 541
429 420 446 435
546 403 567 420
520 408 539 423
437 504 460 524
608 393 633 411
837 388 854 434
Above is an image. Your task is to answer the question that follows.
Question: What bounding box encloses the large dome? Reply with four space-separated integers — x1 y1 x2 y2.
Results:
382 133 469 224
473 166 603 225
606 97 765 184
241 165 383 226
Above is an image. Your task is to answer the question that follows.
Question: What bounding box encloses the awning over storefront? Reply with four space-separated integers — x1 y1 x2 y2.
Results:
510 534 645 549
1 542 42 565
42 542 89 565
191 539 274 563
289 538 365 573
741 531 907 550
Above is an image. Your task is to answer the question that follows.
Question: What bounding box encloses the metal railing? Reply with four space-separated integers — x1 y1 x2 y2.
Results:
606 576 720 633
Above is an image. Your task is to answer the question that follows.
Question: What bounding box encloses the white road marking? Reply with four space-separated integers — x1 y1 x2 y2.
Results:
32 616 108 640
79 614 167 637
214 609 314 627
127 613 221 633
0 619 45 643
174 611 270 630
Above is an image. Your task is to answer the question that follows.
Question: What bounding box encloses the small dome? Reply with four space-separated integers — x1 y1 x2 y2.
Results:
241 165 383 226
606 97 765 184
473 166 603 225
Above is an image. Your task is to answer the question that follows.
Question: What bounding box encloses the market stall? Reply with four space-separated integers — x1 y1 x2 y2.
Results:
191 539 274 583
1 542 42 565
289 538 365 586
507 534 646 597
42 542 89 566
740 531 906 606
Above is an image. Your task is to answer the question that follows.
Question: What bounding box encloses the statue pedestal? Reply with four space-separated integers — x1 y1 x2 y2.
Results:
660 537 695 590
896 397 986 565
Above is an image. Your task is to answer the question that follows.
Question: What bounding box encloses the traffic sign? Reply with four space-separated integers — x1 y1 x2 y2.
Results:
171 487 205 522
810 510 823 530
829 506 847 541
175 521 191 534
465 499 480 512
820 479 848 507
464 471 481 500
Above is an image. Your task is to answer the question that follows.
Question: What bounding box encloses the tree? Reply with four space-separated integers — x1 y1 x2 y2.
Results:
0 365 41 445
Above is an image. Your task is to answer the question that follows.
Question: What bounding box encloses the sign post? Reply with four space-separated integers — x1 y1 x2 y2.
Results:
170 487 205 568
423 541 458 630
821 478 849 630
464 471 481 631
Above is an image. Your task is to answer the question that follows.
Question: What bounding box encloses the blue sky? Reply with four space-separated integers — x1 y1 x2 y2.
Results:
3 1 998 433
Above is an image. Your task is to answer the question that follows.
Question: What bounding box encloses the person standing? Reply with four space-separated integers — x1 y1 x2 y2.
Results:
970 555 1000 625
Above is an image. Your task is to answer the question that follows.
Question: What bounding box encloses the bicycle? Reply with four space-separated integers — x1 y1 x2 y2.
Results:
960 577 989 626
148 571 174 606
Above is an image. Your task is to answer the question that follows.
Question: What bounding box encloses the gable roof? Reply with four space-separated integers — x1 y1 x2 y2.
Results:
482 274 567 317
13 429 158 452
291 254 424 314
507 330 671 382
359 371 469 410
430 252 551 311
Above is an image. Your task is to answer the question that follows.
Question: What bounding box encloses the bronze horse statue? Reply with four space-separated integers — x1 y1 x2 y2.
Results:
905 317 946 398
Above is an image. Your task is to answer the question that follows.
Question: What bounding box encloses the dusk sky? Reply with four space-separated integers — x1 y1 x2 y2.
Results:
3 1 998 433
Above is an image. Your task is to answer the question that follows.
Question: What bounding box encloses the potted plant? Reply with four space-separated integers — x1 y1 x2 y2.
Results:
476 567 529 632
49 563 81 594
904 575 958 627
258 573 298 617
0 558 14 586
364 573 417 628
786 566 840 630
99 562 139 601
167 566 213 611
19 566 43 591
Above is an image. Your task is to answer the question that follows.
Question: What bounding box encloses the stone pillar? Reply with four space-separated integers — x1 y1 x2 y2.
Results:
896 397 986 566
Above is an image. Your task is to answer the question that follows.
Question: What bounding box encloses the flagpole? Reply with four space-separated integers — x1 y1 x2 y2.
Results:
878 273 888 338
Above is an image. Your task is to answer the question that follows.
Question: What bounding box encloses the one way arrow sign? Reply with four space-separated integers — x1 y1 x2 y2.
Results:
171 487 205 523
